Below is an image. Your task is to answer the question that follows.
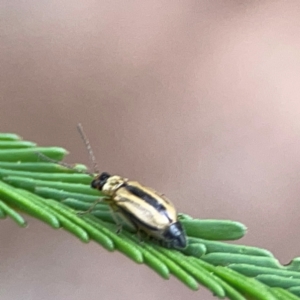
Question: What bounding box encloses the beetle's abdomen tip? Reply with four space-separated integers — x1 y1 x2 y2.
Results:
163 221 187 249
173 234 187 249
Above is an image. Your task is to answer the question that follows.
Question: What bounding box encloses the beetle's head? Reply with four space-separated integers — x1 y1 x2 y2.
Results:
92 173 127 196
91 172 111 190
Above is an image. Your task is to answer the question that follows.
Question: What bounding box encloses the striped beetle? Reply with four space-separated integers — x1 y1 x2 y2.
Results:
91 172 187 248
77 124 187 249
39 124 187 249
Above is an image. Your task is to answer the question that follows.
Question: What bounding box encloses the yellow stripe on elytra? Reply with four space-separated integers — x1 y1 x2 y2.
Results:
114 186 171 229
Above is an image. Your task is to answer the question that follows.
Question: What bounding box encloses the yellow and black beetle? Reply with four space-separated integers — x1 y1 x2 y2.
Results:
91 172 187 248
39 124 187 249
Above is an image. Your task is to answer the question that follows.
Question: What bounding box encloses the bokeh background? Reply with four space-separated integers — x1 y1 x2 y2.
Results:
1 1 300 299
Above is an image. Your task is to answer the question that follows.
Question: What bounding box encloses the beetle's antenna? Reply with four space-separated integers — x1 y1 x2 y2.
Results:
35 152 94 177
77 123 99 174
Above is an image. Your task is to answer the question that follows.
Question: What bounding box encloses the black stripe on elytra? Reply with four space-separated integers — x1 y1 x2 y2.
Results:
117 206 159 231
125 185 167 213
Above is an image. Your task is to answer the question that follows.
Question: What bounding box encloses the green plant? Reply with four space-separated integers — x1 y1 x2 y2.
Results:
0 132 299 300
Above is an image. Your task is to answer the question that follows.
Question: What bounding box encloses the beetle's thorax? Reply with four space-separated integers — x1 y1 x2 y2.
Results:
101 175 128 196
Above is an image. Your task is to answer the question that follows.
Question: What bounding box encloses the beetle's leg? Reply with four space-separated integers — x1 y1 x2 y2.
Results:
116 224 123 234
112 213 123 234
77 197 105 215
108 205 124 234
136 229 144 243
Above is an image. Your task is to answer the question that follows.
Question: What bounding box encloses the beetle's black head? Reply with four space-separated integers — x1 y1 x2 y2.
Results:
91 172 111 190
163 222 187 249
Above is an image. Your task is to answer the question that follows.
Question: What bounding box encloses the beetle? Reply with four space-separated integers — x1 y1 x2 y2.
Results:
90 172 187 248
75 123 187 249
38 124 187 249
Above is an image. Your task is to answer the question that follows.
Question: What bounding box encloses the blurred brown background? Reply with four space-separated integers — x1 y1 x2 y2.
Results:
1 1 300 299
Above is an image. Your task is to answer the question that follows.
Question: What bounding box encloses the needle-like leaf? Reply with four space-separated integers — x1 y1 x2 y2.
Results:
0 132 299 300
